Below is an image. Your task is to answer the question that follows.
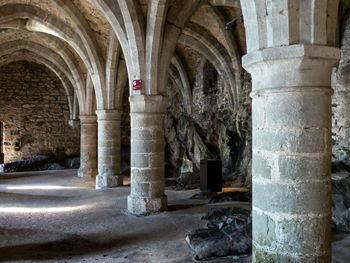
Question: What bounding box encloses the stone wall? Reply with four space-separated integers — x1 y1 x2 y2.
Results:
165 47 252 186
333 14 350 165
0 61 80 163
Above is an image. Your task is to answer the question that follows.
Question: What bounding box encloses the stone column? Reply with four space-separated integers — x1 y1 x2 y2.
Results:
77 115 97 179
96 109 123 189
243 45 339 262
127 95 167 215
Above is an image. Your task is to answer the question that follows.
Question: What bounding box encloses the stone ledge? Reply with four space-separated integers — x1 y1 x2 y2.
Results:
96 109 122 121
129 95 166 114
79 115 97 124
243 44 340 69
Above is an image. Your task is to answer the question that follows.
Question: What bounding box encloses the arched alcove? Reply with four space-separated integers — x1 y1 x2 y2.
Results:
0 61 80 163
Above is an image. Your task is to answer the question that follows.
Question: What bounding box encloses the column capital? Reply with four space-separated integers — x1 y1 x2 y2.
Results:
96 109 122 121
79 115 97 124
242 44 340 91
129 95 166 114
68 119 80 128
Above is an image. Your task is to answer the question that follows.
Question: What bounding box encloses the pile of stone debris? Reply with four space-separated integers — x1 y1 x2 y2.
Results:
332 164 350 233
186 206 252 261
186 165 350 261
0 155 80 173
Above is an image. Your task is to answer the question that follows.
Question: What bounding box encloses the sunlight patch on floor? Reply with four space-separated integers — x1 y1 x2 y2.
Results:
0 204 91 214
1 185 85 190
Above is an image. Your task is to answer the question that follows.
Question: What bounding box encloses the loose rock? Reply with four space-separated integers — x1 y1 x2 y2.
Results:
332 172 350 232
186 207 252 260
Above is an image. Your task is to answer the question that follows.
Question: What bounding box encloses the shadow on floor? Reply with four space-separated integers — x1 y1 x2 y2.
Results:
0 191 74 203
0 232 145 262
0 173 48 180
167 204 204 212
0 169 77 180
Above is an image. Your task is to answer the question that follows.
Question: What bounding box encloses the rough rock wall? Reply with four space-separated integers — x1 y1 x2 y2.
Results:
0 61 80 163
120 86 131 171
333 15 350 165
165 55 252 186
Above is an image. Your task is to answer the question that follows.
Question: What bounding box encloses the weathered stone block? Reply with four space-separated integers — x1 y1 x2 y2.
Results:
96 174 123 189
149 154 164 168
130 182 150 197
254 94 331 129
149 181 165 197
127 195 167 215
252 152 272 179
131 168 163 182
253 246 330 263
253 180 331 214
253 128 327 153
131 153 149 168
131 140 164 154
277 155 331 181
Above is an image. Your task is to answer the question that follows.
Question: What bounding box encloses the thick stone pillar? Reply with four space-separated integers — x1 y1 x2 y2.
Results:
127 95 167 215
96 109 123 189
243 45 339 262
78 115 97 179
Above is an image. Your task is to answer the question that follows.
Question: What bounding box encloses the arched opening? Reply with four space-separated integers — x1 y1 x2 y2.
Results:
0 61 80 171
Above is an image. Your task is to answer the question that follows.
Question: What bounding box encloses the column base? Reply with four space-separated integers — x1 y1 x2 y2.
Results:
127 195 167 215
77 167 97 178
96 174 123 189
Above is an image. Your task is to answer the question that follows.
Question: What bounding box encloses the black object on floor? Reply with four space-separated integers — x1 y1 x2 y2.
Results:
200 159 222 193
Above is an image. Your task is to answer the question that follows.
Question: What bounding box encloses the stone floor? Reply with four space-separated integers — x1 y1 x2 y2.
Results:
0 170 348 263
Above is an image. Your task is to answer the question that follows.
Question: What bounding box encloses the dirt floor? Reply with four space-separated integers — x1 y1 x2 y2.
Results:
0 170 348 263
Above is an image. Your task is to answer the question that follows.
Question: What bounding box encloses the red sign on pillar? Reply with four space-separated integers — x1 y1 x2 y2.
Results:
133 80 142 91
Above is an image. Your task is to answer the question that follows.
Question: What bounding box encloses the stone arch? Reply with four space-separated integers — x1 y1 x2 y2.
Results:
0 50 78 118
89 0 206 97
168 64 191 115
106 31 123 110
0 40 86 114
179 25 238 107
72 94 80 121
0 4 106 109
170 54 192 114
104 30 129 111
0 30 87 81
117 0 146 93
0 31 86 114
209 0 240 8
0 59 80 162
85 74 97 116
114 59 128 110
145 0 168 94
205 6 242 93
84 0 132 97
157 0 206 96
